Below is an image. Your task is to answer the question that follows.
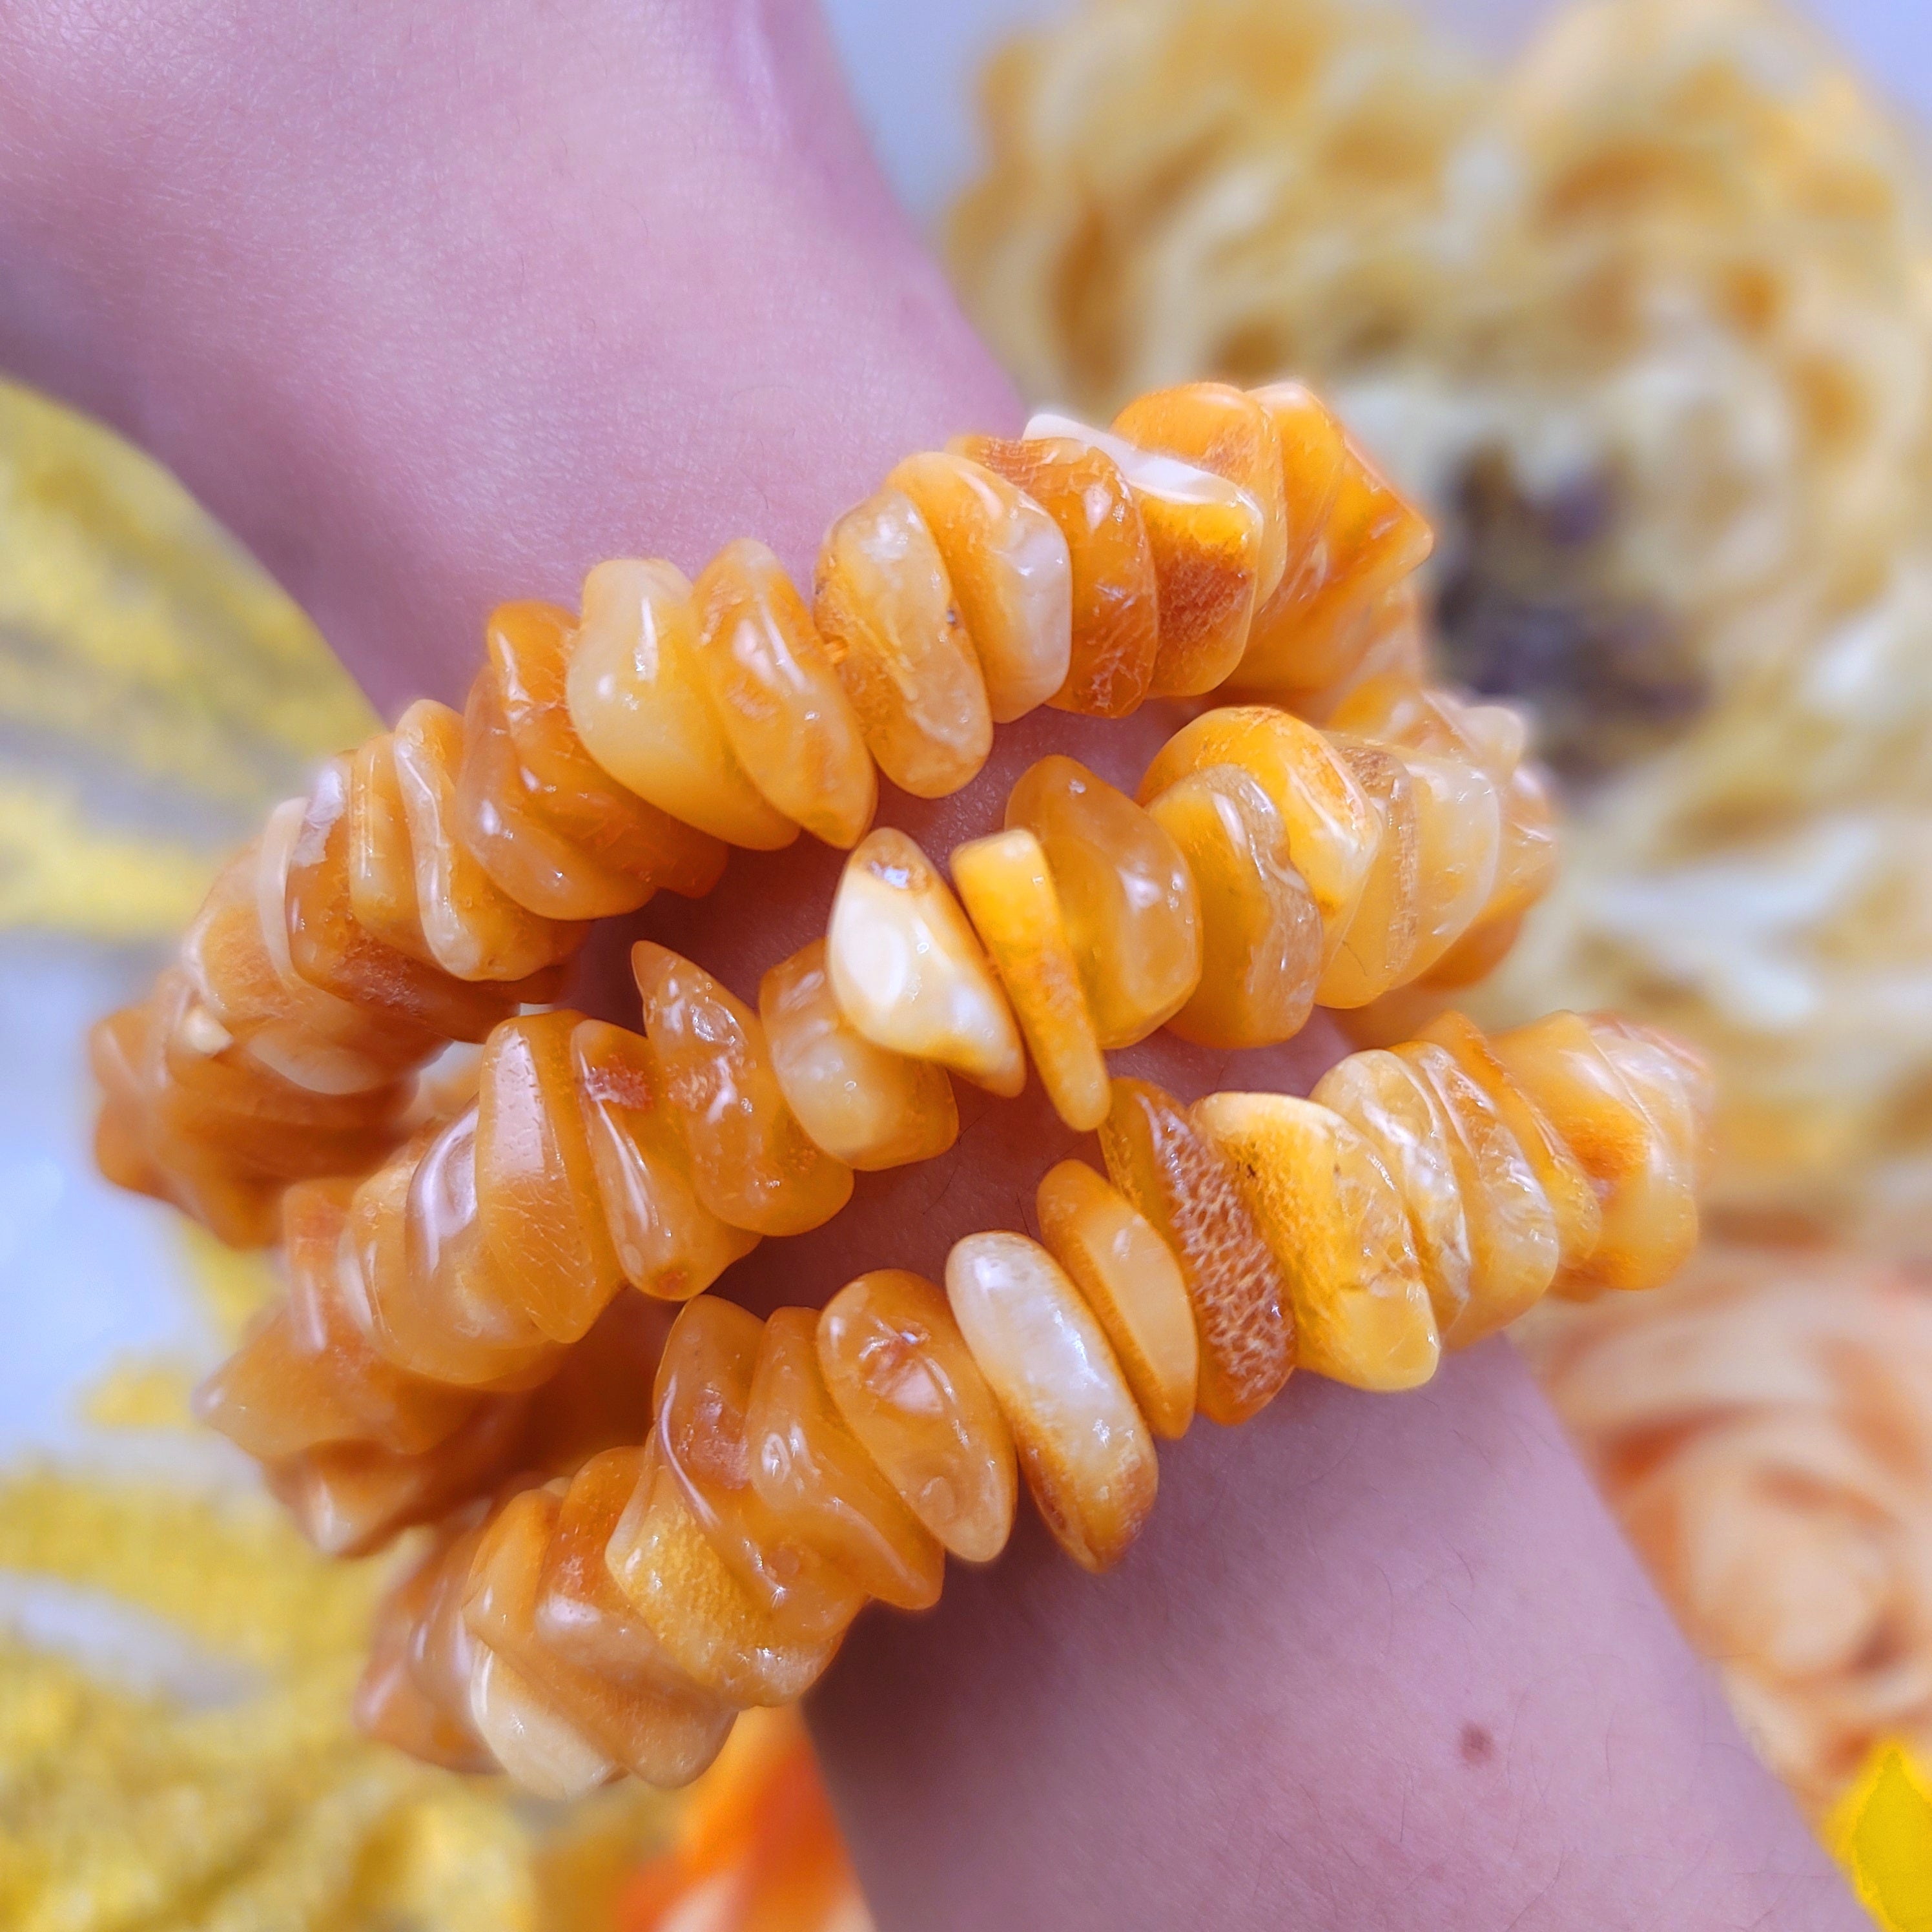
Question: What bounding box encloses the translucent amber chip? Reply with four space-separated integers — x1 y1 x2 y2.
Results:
567 557 798 850
534 1446 736 1787
1098 1078 1293 1425
946 1232 1157 1573
814 488 992 797
1139 707 1376 961
570 1018 760 1300
951 827 1109 1132
825 828 1025 1097
606 1439 847 1706
1192 1091 1439 1392
1146 764 1319 1049
653 1299 866 1641
1005 755 1200 1048
392 699 587 980
476 1010 624 1344
693 540 876 848
487 600 728 898
1230 384 1432 699
633 942 854 1237
1318 739 1420 1009
467 1631 616 1802
1027 410 1263 697
887 450 1071 721
816 1269 1017 1563
747 1307 945 1610
1311 1050 1474 1341
1490 1012 1704 1293
1397 1042 1558 1344
1112 382 1290 606
1036 1159 1197 1439
954 434 1158 717
759 940 959 1171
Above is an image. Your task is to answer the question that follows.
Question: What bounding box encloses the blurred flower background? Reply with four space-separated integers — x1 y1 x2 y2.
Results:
5 0 1932 1924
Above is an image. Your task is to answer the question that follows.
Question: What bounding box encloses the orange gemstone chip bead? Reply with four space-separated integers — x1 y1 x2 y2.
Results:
633 942 854 1238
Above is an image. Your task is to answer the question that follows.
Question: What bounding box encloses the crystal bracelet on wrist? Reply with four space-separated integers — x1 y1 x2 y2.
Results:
87 375 1711 1800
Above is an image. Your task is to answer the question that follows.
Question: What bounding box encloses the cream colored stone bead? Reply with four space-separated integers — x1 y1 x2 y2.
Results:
467 1641 615 1802
566 557 798 850
816 1269 1018 1564
1397 1042 1559 1344
1192 1091 1440 1392
1026 410 1264 697
950 828 1109 1132
1311 1049 1474 1340
1418 1011 1602 1274
1111 382 1290 606
1139 707 1377 963
945 1231 1157 1572
1036 1159 1197 1439
692 539 876 849
1144 764 1320 1049
814 488 994 796
1317 739 1420 1009
391 701 586 981
1403 750 1502 980
1005 755 1200 1048
887 451 1071 721
759 940 959 1171
826 828 1025 1096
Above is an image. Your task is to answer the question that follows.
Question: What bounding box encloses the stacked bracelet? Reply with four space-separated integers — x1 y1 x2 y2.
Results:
85 373 1710 1801
344 1011 1707 1799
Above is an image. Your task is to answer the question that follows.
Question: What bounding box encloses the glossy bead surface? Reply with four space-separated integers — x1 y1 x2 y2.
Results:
747 1307 946 1610
814 488 992 797
1097 1079 1293 1425
606 1439 846 1707
1192 1091 1439 1392
1311 1049 1474 1341
950 828 1109 1132
1318 739 1420 1009
1139 707 1376 959
1231 384 1433 699
887 451 1071 722
1112 382 1290 606
653 1299 866 1641
955 434 1158 717
945 1232 1157 1573
468 1636 617 1802
1418 1010 1602 1273
693 540 876 848
1145 764 1319 1049
1401 750 1502 980
1036 1159 1197 1439
1398 1042 1559 1344
825 828 1025 1097
475 1010 624 1344
1005 755 1200 1048
816 1269 1017 1563
633 942 854 1237
759 940 959 1171
569 1018 760 1301
534 1446 737 1785
567 557 797 850
1491 1012 1705 1293
392 699 586 980
1027 410 1262 697
488 600 728 899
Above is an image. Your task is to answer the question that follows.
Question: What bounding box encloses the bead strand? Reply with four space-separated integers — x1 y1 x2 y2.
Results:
194 671 1557 1509
93 380 1446 1244
349 1012 1711 1798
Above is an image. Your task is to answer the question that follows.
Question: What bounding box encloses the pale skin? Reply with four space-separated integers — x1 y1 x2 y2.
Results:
0 3 1863 1924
